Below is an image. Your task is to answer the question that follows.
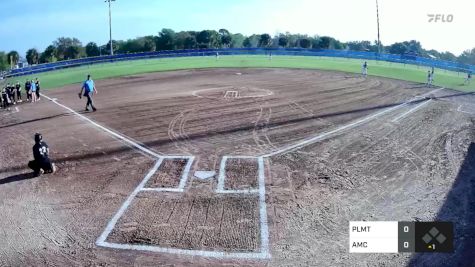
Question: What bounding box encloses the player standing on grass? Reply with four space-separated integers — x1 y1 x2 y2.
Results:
362 61 368 77
464 72 472 85
28 133 56 177
426 70 433 87
78 74 98 112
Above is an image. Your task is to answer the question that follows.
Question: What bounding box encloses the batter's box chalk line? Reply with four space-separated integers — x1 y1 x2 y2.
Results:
96 155 270 259
141 155 195 193
216 156 260 194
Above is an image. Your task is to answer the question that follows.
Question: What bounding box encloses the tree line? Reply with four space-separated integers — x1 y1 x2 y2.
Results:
1 28 475 71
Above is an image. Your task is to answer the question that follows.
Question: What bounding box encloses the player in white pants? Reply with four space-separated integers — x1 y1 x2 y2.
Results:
426 70 433 87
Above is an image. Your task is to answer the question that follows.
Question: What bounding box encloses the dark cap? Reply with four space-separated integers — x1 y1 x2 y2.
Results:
34 133 42 143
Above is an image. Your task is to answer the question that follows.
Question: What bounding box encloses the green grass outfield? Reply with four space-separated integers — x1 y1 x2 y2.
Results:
6 55 475 92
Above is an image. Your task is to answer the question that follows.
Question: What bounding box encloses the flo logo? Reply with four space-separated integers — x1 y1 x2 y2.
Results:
428 14 454 23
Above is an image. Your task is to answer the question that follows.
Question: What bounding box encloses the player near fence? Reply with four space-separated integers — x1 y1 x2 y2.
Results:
78 74 98 112
28 133 56 177
426 70 433 87
362 61 368 77
464 72 472 85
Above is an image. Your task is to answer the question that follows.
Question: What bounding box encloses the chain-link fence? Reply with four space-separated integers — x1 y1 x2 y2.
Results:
5 48 475 78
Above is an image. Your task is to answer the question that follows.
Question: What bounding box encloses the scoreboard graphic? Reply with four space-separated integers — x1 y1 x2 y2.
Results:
349 221 454 253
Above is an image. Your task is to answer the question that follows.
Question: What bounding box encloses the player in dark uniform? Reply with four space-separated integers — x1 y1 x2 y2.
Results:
28 133 56 177
25 79 31 102
464 72 472 85
15 81 22 103
6 83 15 105
1 85 11 110
35 78 41 101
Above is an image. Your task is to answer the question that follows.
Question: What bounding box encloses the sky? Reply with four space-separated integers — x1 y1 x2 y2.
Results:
0 0 474 57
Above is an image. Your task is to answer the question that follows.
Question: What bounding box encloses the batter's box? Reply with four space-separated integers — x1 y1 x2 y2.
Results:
217 156 260 194
142 156 194 193
105 192 261 254
96 157 270 259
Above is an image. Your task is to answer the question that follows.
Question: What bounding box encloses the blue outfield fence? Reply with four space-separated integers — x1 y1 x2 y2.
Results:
5 48 475 78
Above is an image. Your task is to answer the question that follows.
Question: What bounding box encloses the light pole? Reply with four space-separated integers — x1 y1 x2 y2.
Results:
375 0 381 55
105 0 115 56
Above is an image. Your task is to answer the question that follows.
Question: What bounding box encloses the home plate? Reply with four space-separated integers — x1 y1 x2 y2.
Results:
194 171 216 180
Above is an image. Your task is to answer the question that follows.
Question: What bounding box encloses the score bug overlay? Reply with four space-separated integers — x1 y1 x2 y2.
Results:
349 221 453 253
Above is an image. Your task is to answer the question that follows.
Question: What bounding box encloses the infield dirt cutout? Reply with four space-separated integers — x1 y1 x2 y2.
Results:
1 68 474 266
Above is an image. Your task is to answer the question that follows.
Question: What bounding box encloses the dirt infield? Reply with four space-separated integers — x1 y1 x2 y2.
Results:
0 68 474 266
107 192 261 252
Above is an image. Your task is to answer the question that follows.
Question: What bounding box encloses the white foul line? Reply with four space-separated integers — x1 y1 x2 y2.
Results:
391 99 432 123
261 87 444 157
40 93 162 159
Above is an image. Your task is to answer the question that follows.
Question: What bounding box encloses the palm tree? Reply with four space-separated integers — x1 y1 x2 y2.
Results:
7 50 20 68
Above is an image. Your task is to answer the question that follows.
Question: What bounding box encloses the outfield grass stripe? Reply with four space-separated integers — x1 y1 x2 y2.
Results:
7 55 475 92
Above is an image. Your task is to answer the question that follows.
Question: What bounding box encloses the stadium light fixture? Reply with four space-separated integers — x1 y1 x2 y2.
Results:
105 0 116 56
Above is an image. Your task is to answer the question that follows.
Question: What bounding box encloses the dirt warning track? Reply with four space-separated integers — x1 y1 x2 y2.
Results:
1 68 474 266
